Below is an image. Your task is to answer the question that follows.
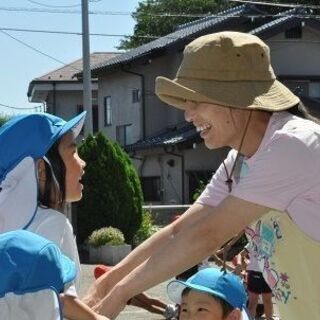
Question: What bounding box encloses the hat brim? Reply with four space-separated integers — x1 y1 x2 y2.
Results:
58 111 86 140
60 254 77 285
167 279 237 308
156 76 299 111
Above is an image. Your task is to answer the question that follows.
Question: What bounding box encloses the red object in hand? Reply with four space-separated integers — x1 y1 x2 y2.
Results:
94 264 112 279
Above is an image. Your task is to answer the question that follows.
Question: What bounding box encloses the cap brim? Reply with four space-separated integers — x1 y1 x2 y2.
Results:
60 254 77 285
59 111 86 139
0 157 38 232
167 279 230 307
156 76 299 111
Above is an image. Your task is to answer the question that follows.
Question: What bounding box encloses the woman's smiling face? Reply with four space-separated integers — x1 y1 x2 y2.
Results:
184 101 245 150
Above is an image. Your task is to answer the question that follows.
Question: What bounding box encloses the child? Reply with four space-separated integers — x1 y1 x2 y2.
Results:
0 229 77 320
167 267 250 320
0 112 108 320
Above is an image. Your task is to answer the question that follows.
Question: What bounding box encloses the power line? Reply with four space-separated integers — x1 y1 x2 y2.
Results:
229 0 320 10
0 102 41 111
0 5 319 16
26 0 81 8
0 30 81 70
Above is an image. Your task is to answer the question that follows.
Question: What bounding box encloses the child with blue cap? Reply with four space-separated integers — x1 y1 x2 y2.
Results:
167 267 250 320
0 112 109 319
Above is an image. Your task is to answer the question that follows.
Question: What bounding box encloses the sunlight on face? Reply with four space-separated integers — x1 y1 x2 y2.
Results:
179 290 225 320
58 132 86 202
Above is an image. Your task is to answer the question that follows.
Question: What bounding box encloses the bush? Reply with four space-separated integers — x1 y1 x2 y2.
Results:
132 210 161 246
88 227 125 248
77 132 143 244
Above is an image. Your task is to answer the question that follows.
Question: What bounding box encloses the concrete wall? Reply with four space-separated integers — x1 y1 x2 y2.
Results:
267 26 320 76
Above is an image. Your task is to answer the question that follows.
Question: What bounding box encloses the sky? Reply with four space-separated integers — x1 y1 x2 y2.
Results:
0 0 141 116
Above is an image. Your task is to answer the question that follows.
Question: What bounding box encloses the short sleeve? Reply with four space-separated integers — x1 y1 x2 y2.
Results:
232 133 318 211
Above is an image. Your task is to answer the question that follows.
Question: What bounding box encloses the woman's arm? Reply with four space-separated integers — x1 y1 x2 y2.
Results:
83 203 209 306
94 195 269 318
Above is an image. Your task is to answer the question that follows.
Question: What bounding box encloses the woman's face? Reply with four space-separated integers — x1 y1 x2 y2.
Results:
58 132 86 202
184 101 245 149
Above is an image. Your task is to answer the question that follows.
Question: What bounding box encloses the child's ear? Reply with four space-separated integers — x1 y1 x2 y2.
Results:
36 159 46 182
226 308 242 320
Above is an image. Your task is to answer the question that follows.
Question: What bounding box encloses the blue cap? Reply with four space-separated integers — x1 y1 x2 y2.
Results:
0 111 86 183
0 230 76 297
167 268 247 310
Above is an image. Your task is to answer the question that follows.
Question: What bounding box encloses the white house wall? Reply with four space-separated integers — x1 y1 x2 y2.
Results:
268 26 320 75
98 72 142 143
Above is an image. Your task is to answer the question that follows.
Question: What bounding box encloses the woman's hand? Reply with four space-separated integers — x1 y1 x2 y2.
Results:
93 287 128 320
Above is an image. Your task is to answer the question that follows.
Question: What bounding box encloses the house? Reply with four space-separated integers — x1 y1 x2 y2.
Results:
75 4 320 204
28 52 120 133
28 3 320 205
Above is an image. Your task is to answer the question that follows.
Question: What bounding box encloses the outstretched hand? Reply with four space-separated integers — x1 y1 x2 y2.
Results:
93 290 128 320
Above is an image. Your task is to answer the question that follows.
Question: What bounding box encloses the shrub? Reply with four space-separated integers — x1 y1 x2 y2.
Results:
132 210 161 246
88 227 125 248
77 132 143 244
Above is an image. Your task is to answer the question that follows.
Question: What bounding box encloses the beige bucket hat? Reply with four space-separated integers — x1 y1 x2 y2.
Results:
155 31 299 111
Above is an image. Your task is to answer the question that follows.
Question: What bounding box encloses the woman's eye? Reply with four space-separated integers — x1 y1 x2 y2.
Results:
198 308 208 312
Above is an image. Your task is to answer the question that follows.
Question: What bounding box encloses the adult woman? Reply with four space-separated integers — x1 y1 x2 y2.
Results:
84 31 320 320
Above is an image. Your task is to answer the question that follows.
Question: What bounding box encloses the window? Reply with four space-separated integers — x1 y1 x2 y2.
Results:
104 96 112 126
116 124 132 146
309 82 320 98
282 80 309 96
132 89 141 103
141 176 161 202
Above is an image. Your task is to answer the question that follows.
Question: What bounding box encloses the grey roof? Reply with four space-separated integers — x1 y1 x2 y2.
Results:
250 7 318 37
81 4 264 78
35 52 120 82
125 122 199 152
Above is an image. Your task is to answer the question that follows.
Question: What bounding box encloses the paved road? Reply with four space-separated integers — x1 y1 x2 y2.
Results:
79 264 171 320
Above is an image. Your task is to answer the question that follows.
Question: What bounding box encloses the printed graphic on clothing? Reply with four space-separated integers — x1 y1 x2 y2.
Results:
245 215 293 305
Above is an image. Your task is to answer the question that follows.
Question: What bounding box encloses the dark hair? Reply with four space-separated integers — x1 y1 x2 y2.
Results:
287 101 320 124
38 139 66 210
181 287 234 318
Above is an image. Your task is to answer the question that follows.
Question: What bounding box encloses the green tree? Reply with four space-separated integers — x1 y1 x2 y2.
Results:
76 132 144 244
118 0 230 49
118 0 319 50
0 115 9 126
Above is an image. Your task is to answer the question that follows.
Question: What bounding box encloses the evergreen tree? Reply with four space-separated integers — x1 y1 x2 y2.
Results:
77 132 143 244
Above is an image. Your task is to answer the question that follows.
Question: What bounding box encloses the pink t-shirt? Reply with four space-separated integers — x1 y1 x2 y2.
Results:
197 111 320 241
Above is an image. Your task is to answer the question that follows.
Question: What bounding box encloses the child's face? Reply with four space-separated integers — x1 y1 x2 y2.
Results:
58 132 86 202
179 290 238 320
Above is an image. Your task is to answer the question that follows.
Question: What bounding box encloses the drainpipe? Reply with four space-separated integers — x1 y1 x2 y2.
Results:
121 67 146 140
52 82 57 115
165 148 185 204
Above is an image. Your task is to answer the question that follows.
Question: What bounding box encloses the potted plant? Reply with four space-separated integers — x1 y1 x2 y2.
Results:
88 227 131 265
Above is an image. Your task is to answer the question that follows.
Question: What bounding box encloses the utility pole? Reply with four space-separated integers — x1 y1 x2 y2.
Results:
81 0 93 135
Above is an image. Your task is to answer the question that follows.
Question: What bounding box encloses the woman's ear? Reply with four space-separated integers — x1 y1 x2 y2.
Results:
36 159 46 182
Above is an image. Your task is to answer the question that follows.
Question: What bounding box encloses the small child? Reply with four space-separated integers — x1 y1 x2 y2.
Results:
0 230 77 320
0 112 108 320
167 267 250 320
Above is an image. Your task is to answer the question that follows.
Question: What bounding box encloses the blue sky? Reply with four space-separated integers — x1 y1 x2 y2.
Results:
0 0 140 115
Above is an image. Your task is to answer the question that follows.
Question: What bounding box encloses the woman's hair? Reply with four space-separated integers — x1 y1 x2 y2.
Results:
181 287 234 318
287 101 320 124
38 139 66 210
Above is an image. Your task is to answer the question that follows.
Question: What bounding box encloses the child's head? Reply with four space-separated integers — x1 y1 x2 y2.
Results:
0 229 76 320
0 112 86 231
167 268 247 320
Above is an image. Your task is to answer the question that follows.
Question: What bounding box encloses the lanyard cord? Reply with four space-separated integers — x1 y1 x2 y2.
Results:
221 110 252 272
222 110 253 193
